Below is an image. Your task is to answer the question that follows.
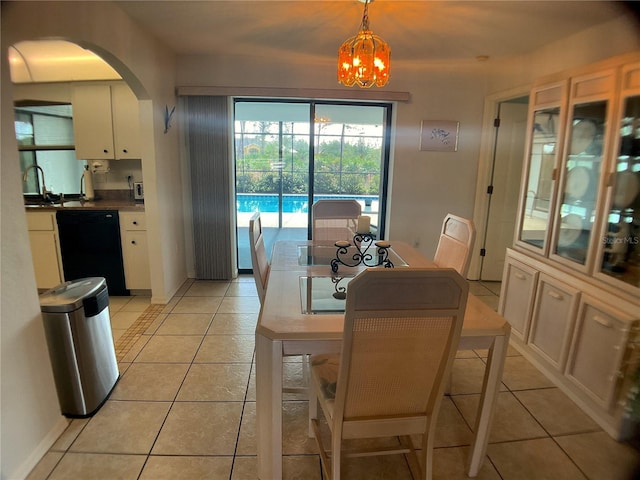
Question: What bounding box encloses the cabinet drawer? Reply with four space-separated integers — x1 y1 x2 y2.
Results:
566 298 633 411
26 212 56 231
528 275 579 370
119 212 146 230
499 259 538 341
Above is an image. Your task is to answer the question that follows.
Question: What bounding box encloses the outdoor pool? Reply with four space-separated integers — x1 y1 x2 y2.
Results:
236 194 376 213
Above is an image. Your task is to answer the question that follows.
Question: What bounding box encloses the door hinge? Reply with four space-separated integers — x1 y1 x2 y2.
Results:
487 185 494 194
494 118 501 128
480 248 486 257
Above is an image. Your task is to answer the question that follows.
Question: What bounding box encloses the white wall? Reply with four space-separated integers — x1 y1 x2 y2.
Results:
0 1 184 477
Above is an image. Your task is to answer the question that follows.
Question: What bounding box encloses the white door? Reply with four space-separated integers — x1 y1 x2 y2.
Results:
481 101 529 281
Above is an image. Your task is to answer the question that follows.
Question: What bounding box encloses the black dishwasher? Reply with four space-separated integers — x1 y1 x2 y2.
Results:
56 210 129 296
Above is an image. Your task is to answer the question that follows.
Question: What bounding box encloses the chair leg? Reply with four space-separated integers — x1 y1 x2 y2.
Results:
331 432 342 480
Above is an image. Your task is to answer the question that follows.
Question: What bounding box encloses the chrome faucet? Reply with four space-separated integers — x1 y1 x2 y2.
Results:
22 164 49 199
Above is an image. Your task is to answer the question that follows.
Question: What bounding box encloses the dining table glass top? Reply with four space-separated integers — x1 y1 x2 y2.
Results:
299 275 356 314
296 244 409 268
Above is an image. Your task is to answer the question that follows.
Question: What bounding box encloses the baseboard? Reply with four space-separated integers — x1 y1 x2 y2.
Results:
8 416 69 480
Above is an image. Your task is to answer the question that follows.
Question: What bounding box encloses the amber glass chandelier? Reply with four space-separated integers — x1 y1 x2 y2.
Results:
338 0 390 88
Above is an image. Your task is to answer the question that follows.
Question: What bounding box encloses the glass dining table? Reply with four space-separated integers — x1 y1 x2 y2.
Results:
255 240 511 479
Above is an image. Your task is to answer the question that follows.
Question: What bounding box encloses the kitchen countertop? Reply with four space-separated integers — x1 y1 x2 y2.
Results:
25 199 144 212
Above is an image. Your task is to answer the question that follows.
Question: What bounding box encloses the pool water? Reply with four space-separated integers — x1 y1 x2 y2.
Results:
236 194 375 213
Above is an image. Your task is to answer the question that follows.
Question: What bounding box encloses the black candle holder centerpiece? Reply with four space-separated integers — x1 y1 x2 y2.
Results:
330 233 394 273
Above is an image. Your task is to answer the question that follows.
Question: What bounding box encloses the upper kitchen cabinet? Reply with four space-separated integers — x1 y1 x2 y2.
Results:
516 81 568 256
72 83 141 160
594 62 640 296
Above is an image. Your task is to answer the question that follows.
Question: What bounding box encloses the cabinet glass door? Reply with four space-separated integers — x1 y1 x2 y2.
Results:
554 100 608 266
519 107 562 251
599 94 640 288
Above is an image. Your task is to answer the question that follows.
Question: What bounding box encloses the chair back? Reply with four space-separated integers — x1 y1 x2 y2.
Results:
249 212 269 304
433 213 476 277
312 199 361 241
335 268 468 426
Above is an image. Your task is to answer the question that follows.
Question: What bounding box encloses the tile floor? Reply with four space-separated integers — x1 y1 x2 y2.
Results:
27 278 639 479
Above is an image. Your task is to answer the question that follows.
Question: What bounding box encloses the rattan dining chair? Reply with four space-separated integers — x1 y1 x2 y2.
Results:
312 199 362 241
308 268 469 480
249 212 270 305
433 213 476 277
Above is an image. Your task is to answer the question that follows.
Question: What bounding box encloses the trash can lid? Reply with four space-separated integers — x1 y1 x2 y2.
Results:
39 277 107 313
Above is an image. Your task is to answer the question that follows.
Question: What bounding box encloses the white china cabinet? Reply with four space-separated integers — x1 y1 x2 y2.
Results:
500 54 640 439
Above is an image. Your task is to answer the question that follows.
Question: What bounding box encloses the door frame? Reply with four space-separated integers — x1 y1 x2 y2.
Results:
469 85 531 281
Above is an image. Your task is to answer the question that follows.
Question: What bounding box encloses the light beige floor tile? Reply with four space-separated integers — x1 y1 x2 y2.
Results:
246 370 256 402
452 391 547 443
226 281 259 297
456 349 479 359
152 401 243 455
230 456 257 480
161 296 180 314
26 452 64 480
514 388 600 435
171 296 223 314
217 296 261 314
184 280 230 297
488 438 587 479
174 278 195 297
477 295 499 311
50 418 89 451
112 328 126 343
110 310 141 330
481 281 502 295
135 335 203 363
155 313 214 335
282 455 322 480
209 313 258 334
433 446 501 479
70 401 171 454
338 454 414 479
555 431 639 480
48 453 146 480
501 355 556 391
474 344 521 359
236 401 257 455
433 396 474 447
108 297 131 313
450 357 507 395
282 401 320 455
121 296 151 312
110 363 189 401
177 363 251 401
469 282 497 296
194 334 255 363
119 334 151 363
140 455 233 479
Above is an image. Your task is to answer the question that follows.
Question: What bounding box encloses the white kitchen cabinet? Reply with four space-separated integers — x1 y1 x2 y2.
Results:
119 212 150 290
26 211 63 289
72 83 140 160
498 257 538 341
566 296 638 412
528 274 579 371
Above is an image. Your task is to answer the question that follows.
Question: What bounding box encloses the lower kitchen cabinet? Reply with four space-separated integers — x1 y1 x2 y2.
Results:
119 212 151 291
528 274 579 371
498 258 538 341
26 211 63 289
566 296 637 412
501 248 640 439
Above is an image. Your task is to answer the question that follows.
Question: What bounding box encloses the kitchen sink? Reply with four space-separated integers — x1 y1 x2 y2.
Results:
24 194 62 206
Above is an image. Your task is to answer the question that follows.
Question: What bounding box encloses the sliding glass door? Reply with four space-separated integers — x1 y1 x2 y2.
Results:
234 100 391 271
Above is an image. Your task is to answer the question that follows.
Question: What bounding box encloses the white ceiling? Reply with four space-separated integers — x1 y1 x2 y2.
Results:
8 1 638 83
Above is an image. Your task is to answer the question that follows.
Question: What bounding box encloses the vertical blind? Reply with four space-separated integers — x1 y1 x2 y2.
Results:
185 96 233 279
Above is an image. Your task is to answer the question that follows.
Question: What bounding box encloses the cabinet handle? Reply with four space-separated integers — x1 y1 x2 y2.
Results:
123 149 128 153
132 221 138 225
515 272 526 280
548 290 563 300
131 240 137 245
593 315 613 328
103 149 109 153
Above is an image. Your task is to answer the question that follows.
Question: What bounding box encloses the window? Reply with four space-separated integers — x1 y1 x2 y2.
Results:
15 104 86 196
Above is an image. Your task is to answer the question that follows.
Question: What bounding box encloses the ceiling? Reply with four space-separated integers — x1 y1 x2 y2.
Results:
8 1 639 83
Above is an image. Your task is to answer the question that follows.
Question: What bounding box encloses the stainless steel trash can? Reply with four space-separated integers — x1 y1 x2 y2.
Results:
40 277 119 417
